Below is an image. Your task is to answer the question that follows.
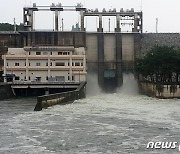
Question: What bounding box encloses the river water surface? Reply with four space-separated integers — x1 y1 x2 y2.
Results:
0 74 180 154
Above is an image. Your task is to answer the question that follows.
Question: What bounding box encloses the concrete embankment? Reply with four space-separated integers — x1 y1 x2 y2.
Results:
138 81 180 99
34 82 86 111
0 83 15 100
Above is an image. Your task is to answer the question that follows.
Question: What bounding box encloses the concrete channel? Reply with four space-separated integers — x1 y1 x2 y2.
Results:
34 81 86 111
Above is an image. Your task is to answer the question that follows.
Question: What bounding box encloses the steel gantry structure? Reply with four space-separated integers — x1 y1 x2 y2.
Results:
23 3 143 33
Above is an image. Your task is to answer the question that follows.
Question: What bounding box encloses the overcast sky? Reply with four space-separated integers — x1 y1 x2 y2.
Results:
0 0 180 32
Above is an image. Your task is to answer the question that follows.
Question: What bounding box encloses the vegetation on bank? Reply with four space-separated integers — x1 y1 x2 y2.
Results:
135 45 180 83
0 23 24 31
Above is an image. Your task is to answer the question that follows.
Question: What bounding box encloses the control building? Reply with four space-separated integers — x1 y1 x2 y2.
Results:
3 46 86 83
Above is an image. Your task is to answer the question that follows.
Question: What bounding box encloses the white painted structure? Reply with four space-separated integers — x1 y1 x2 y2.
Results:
3 46 87 83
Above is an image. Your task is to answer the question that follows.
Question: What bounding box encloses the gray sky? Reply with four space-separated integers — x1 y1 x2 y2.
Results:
0 0 180 32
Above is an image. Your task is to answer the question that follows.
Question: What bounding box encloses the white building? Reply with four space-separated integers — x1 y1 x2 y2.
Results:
3 46 87 83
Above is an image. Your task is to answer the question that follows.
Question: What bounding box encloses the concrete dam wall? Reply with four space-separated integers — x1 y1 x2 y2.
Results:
86 32 180 91
1 32 180 92
86 33 135 91
86 33 135 69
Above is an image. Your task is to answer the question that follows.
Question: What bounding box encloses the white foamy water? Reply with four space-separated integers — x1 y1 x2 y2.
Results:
86 72 103 96
0 74 180 154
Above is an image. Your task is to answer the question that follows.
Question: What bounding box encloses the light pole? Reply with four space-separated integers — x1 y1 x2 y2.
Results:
62 18 64 31
109 18 110 32
156 18 158 33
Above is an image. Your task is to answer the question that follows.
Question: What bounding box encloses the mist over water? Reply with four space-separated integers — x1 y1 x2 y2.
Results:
117 73 139 95
86 72 139 96
86 72 103 96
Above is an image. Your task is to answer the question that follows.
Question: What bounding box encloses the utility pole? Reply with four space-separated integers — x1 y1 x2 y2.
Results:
108 18 110 32
14 18 16 32
62 18 64 31
156 18 158 33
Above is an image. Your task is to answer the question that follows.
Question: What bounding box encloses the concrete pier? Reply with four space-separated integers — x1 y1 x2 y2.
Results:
116 33 123 87
115 14 121 32
97 33 104 89
55 11 59 31
97 15 103 32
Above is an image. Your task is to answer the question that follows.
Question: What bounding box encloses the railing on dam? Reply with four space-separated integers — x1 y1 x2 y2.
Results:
34 81 86 111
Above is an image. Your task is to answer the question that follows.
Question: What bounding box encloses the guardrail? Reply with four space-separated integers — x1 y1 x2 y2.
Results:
12 81 80 85
34 81 86 111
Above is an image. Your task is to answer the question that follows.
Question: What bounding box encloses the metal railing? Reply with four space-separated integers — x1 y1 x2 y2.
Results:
12 81 81 85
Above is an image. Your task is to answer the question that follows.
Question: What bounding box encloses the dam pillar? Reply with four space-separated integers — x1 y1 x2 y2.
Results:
98 33 104 89
132 17 138 32
29 10 34 31
134 33 142 79
97 15 103 32
23 8 36 31
55 11 59 31
80 11 85 31
115 14 121 32
116 33 123 87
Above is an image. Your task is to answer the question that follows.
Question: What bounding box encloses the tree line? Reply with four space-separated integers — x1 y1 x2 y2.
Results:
0 23 24 31
135 45 180 83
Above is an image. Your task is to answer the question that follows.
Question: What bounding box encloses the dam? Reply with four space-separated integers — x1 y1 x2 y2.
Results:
0 3 180 154
1 31 180 93
0 3 180 94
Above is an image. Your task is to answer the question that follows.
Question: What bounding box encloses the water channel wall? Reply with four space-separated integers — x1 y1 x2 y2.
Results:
138 81 180 98
0 83 15 100
34 82 86 111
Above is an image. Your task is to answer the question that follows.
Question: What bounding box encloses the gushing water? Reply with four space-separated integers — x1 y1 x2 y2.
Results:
86 72 103 96
87 72 139 96
117 73 139 95
0 73 180 153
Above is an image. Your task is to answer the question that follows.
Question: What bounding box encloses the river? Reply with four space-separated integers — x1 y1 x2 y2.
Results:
0 74 180 154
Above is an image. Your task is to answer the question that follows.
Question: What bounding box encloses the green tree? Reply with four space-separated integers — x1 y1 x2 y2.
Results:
0 23 24 31
135 45 180 83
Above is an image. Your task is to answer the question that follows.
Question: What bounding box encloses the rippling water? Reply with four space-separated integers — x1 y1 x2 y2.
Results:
0 75 180 154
